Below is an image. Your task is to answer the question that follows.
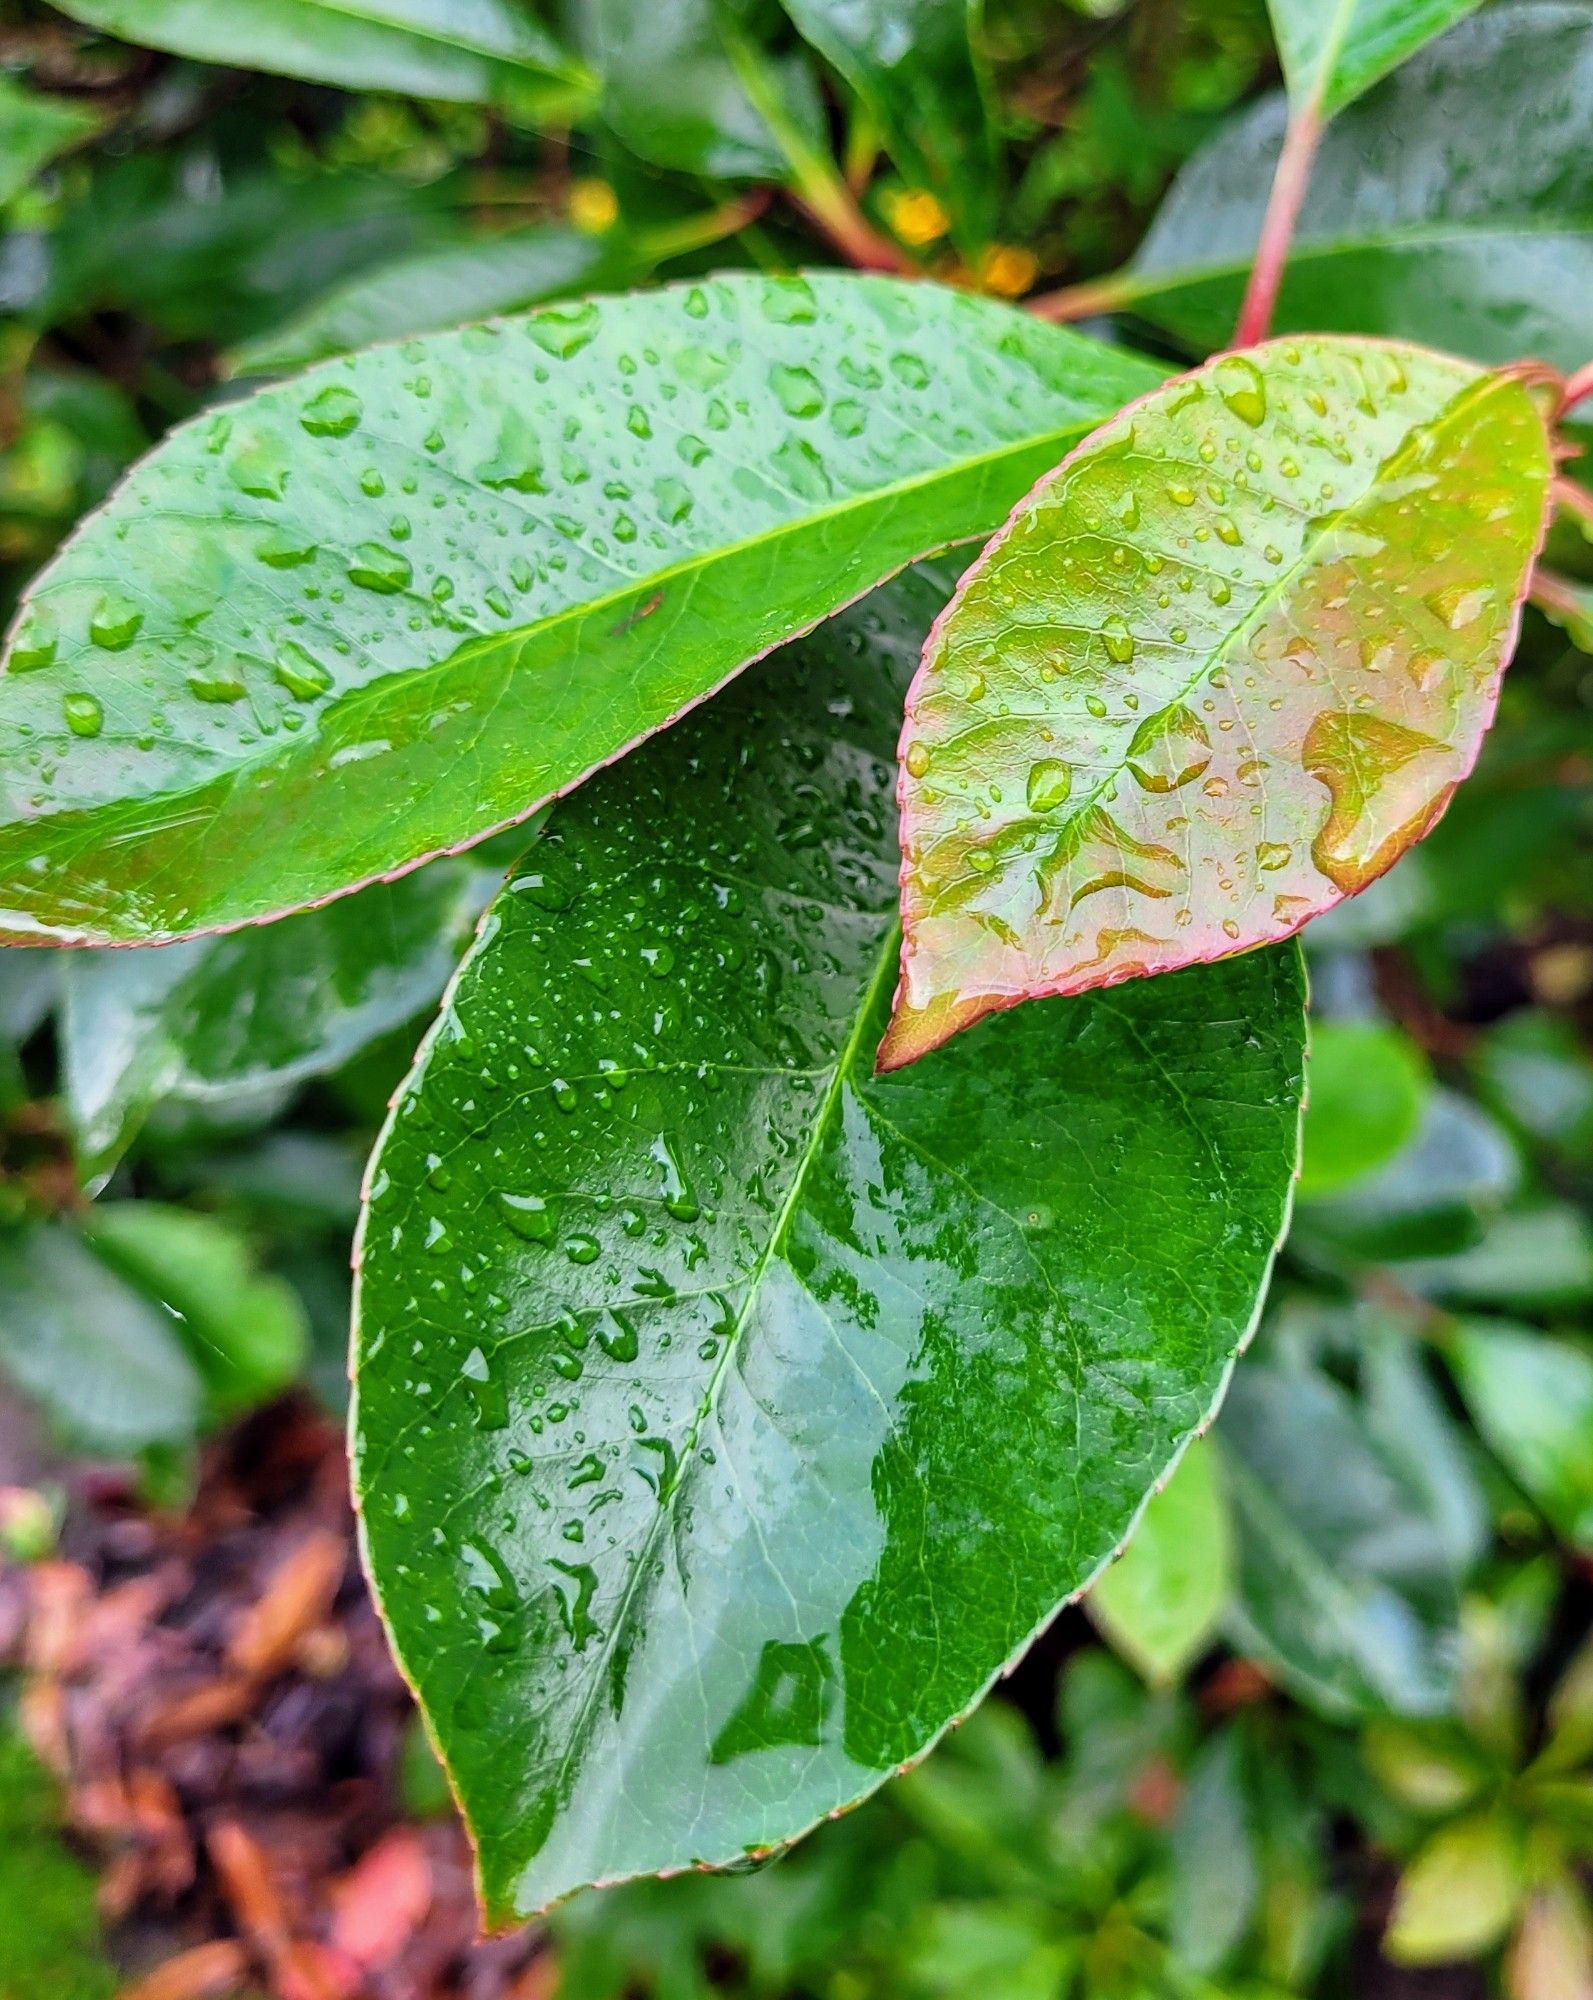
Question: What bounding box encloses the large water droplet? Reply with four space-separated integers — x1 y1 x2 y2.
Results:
462 1346 508 1430
9 607 57 671
89 593 143 650
1026 758 1073 813
300 384 363 437
651 1132 700 1222
347 543 412 594
1102 615 1136 664
1125 704 1212 793
1214 354 1267 427
499 1191 555 1242
63 692 103 738
770 364 824 418
274 642 332 700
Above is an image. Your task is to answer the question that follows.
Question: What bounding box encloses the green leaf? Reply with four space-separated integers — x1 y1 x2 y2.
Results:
1385 1813 1525 1965
583 0 821 180
51 0 594 123
0 273 1158 946
1396 1204 1593 1312
779 0 1000 237
0 1730 116 2000
1298 1021 1429 1199
1443 1320 1593 1552
0 77 100 209
82 1203 308 1419
228 226 638 378
1168 1728 1258 1973
60 859 500 1169
1265 0 1484 119
1088 1442 1231 1688
0 1221 203 1453
350 572 1307 1919
1219 1361 1462 1718
881 337 1552 1069
1127 6 1593 373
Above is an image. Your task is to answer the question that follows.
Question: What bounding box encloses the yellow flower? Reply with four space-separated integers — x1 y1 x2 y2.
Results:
978 245 1039 298
569 179 619 234
881 187 950 248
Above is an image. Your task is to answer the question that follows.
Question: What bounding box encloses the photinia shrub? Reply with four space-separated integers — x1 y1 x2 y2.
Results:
3 0 1589 1929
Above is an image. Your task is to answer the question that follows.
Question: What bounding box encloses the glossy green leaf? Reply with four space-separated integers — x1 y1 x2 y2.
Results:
61 858 501 1169
1396 1204 1593 1311
1088 1442 1231 1688
0 274 1159 947
82 1202 308 1418
582 0 821 180
1385 1813 1525 1965
1128 6 1593 373
1443 1321 1593 1552
0 1222 203 1452
1298 1020 1429 1199
882 337 1552 1069
779 0 999 237
351 572 1307 1919
1220 1361 1462 1718
51 0 594 123
229 226 641 378
1265 0 1484 118
0 77 100 208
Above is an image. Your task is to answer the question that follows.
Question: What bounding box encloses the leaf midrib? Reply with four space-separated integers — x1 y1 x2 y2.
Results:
542 920 903 1822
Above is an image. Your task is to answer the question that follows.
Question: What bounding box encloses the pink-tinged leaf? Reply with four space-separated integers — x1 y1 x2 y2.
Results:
879 337 1556 1071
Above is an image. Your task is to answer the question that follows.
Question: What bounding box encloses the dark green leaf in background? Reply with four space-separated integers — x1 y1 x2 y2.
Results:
1443 1320 1593 1551
352 572 1306 1918
50 0 596 124
0 275 1158 945
0 77 101 210
1129 6 1593 372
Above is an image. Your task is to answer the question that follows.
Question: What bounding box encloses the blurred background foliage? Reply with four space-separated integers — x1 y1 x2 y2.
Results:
0 0 1589 1994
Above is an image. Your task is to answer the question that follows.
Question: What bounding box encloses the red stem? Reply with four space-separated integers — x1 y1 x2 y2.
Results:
1560 361 1593 416
1528 567 1584 622
1233 100 1324 348
1026 270 1141 324
1554 475 1593 534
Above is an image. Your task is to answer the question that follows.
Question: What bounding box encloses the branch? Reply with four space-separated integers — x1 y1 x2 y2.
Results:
1232 100 1324 348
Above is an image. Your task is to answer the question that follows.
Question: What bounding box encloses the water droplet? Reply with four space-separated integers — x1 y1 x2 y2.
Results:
651 1132 699 1221
1256 840 1292 871
905 740 933 779
347 543 412 594
529 300 599 359
499 1191 555 1243
462 1346 508 1431
1102 614 1136 664
187 666 246 703
564 1233 601 1265
1425 583 1492 632
1026 758 1073 813
9 607 57 671
595 1309 640 1364
300 383 363 437
1214 354 1267 427
63 692 103 738
89 593 143 650
770 364 824 418
1125 705 1212 793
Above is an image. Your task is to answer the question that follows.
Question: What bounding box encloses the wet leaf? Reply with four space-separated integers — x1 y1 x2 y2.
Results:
1220 1361 1462 1718
0 77 100 208
1265 0 1484 118
0 273 1157 946
51 0 594 123
351 572 1307 1919
1128 6 1593 373
1442 1320 1593 1551
60 858 502 1170
1088 1443 1231 1688
779 0 1000 239
882 336 1552 1070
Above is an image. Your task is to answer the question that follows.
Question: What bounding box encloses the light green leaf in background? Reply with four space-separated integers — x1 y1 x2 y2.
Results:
1127 6 1593 373
1443 1320 1593 1552
0 76 100 209
1220 1362 1463 1718
1385 1813 1525 1965
0 275 1158 946
1168 1728 1258 1974
1265 0 1485 119
1089 1442 1232 1688
352 573 1307 1919
1299 1021 1430 1201
779 0 1000 239
60 857 502 1170
50 0 595 124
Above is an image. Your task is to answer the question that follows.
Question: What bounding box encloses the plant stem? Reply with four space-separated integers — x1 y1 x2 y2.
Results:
1026 268 1142 324
1528 566 1587 623
1232 99 1324 348
1559 361 1593 416
641 189 773 264
1553 475 1593 536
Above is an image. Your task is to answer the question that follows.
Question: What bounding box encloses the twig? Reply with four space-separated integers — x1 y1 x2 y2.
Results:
1553 474 1593 536
1026 269 1142 324
1559 360 1593 416
1233 100 1324 347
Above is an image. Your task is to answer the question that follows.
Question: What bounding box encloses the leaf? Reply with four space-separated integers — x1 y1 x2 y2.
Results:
1509 1877 1593 2000
1219 1361 1462 1718
582 0 821 180
82 1203 308 1419
1298 1021 1429 1199
50 0 594 123
881 336 1553 1069
0 1729 117 2000
1264 0 1485 119
1396 1204 1593 1311
350 571 1307 1919
0 273 1159 946
228 226 638 378
0 1222 203 1453
0 76 100 209
779 0 999 238
1127 6 1593 373
1168 1728 1258 1973
60 859 500 1169
1385 1813 1526 1965
1443 1321 1593 1552
1088 1442 1232 1688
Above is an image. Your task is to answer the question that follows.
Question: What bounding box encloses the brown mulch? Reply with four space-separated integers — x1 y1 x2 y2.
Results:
0 1397 552 2000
